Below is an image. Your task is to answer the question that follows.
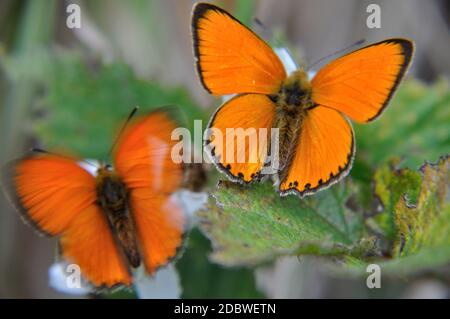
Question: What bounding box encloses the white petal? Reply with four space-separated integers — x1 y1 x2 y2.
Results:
77 159 99 176
48 261 92 296
174 190 208 228
133 264 181 299
274 47 298 75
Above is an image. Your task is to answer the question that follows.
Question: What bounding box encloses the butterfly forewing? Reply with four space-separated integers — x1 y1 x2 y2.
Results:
311 38 414 123
192 3 286 95
2 156 97 236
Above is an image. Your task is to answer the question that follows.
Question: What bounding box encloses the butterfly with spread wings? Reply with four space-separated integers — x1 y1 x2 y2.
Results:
2 110 185 288
192 3 414 197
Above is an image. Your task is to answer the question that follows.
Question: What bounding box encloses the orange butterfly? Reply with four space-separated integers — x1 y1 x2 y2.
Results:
192 3 414 197
2 110 185 288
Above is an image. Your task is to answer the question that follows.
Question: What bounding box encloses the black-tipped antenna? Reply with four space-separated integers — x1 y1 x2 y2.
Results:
106 106 139 159
30 148 98 169
306 39 366 72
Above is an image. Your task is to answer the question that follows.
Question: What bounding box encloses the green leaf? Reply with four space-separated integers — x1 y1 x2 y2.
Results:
392 155 450 258
354 80 450 173
347 155 450 276
371 158 422 241
176 229 263 298
197 180 371 266
350 79 450 224
2 50 206 159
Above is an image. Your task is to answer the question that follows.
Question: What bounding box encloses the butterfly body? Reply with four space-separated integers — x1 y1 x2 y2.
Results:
272 70 313 171
192 3 413 197
95 166 140 268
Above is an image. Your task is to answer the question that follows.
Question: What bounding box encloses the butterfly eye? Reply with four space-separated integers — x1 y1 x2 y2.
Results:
105 164 112 171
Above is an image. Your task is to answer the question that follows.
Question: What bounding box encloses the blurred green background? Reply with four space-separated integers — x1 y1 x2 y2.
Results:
0 0 449 298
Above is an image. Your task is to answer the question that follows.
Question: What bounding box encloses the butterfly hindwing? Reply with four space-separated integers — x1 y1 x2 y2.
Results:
128 191 184 273
279 106 355 197
311 38 414 123
205 94 276 183
114 111 185 273
192 2 286 95
60 204 132 287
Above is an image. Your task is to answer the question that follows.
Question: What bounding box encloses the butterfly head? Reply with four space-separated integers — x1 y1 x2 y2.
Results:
271 70 313 113
95 165 127 211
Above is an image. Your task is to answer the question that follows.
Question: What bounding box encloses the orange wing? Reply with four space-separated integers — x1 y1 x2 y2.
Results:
3 155 97 236
205 94 276 183
114 112 185 273
3 155 131 287
192 3 286 95
311 39 414 123
279 107 354 197
60 204 132 287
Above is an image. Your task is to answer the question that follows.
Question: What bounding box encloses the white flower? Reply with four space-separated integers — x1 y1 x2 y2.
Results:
133 264 181 299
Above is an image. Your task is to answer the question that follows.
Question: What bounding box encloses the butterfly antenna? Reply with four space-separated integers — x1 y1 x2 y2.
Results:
254 17 268 33
306 39 366 71
106 106 139 160
30 148 98 169
31 147 59 156
253 17 280 45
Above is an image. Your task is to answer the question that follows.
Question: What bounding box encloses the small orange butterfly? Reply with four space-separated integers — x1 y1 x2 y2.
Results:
2 109 185 288
192 3 414 197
